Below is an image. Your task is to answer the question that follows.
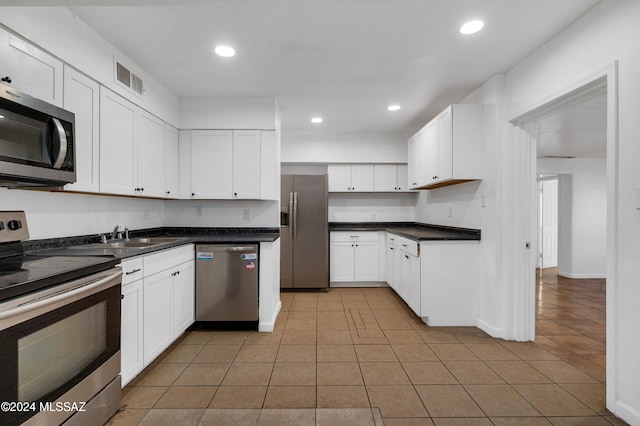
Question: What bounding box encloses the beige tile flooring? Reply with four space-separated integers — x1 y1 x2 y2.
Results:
107 268 628 425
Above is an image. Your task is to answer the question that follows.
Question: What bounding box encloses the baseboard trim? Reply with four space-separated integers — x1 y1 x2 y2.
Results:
258 300 281 333
477 318 504 339
615 400 640 426
557 271 607 279
330 281 389 288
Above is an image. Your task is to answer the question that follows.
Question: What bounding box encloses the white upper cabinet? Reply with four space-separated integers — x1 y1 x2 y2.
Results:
232 129 261 199
137 110 165 198
184 129 275 200
63 66 100 193
374 164 412 192
164 124 179 199
409 104 482 190
328 164 374 192
100 86 168 197
190 130 233 199
0 28 63 106
99 87 137 196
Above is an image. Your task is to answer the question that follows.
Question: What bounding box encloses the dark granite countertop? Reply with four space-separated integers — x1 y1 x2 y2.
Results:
25 227 280 259
329 222 480 241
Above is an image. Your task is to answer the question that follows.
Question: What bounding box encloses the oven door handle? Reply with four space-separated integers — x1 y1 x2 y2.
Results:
0 269 122 325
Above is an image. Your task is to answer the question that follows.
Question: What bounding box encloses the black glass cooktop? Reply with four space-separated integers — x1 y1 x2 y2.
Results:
0 254 119 303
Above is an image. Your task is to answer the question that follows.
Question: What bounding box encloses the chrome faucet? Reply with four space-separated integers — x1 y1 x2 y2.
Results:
124 226 130 241
111 225 120 240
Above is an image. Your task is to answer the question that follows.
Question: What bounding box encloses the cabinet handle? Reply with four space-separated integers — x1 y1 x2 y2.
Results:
1 76 11 83
402 244 408 247
121 294 124 300
140 188 144 192
234 192 238 196
166 191 170 195
412 182 417 186
389 247 394 250
125 268 142 275
191 193 195 197
405 255 409 259
355 244 359 247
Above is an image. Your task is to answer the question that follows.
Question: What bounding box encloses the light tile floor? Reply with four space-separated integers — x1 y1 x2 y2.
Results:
107 268 629 425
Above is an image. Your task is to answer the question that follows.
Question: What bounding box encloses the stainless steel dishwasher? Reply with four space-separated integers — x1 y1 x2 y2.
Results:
194 244 259 328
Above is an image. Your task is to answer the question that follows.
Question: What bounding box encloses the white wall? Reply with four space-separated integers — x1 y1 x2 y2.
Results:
538 158 607 278
282 132 408 163
0 187 164 239
163 199 279 228
179 97 277 130
329 193 416 223
0 7 179 126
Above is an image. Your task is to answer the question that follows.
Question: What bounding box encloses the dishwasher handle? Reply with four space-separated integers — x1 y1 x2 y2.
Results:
199 246 257 252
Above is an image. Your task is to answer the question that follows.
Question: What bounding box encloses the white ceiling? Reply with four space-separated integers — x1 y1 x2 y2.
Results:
536 93 607 159
20 0 602 136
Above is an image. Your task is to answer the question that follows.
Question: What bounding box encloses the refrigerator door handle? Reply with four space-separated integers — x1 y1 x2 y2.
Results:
293 191 299 241
289 192 294 240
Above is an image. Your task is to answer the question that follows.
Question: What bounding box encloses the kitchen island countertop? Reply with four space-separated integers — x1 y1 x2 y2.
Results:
329 222 480 241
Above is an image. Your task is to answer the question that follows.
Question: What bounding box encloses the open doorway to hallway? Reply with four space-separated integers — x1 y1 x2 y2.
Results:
532 88 608 383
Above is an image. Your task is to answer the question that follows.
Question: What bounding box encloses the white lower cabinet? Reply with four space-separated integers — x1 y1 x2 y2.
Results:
330 232 382 283
120 278 143 387
384 232 479 326
120 244 195 387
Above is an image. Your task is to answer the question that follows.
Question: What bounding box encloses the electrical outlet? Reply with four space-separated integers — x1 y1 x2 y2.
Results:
195 206 203 217
142 211 150 220
243 209 251 220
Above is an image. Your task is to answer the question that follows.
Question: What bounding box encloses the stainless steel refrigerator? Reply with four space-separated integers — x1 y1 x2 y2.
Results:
280 174 329 289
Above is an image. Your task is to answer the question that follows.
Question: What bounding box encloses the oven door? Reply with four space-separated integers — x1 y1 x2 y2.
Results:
0 267 122 426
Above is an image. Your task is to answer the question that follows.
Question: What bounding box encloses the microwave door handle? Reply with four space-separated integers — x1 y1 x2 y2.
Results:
49 117 67 169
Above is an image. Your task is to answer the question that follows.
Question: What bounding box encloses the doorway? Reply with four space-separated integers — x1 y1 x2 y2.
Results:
509 63 618 410
537 176 559 270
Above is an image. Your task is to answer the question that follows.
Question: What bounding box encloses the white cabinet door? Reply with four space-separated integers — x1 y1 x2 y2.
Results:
121 280 143 387
354 240 379 281
407 133 420 189
350 165 374 192
190 130 233 199
63 66 100 193
137 110 165 198
328 165 352 192
374 165 398 192
424 120 439 184
232 130 261 199
260 130 278 200
164 124 179 199
99 87 137 196
143 271 173 366
330 241 355 282
397 165 409 192
386 243 397 289
172 260 195 338
436 106 453 182
406 253 421 315
0 29 63 106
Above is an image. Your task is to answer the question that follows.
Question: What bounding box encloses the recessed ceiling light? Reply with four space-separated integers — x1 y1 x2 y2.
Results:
387 105 401 111
214 45 235 57
311 117 323 124
460 20 484 35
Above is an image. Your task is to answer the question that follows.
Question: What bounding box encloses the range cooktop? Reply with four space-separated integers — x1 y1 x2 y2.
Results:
0 254 120 303
0 211 119 303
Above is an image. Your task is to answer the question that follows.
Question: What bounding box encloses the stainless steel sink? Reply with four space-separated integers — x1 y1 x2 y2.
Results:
70 237 187 250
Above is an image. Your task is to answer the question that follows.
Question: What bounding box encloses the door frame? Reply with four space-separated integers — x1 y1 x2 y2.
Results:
507 62 618 410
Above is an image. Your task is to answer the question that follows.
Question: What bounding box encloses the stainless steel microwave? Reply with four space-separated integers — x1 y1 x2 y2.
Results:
0 82 76 188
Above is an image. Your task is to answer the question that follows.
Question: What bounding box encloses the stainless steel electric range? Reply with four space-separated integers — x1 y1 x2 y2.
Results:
0 211 122 426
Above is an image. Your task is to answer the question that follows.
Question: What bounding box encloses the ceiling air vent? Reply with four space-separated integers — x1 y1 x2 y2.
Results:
115 61 144 96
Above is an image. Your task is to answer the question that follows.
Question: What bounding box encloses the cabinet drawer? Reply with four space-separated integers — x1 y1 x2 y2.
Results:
121 257 144 285
144 244 194 277
387 233 419 257
330 231 380 242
